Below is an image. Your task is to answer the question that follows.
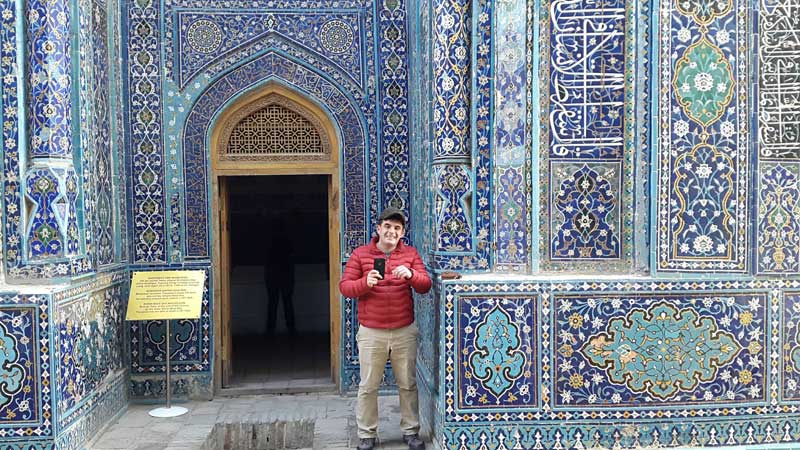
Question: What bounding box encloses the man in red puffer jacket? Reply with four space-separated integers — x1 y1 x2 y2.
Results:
339 207 432 450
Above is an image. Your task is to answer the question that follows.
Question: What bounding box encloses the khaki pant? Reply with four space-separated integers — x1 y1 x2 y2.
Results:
356 322 420 439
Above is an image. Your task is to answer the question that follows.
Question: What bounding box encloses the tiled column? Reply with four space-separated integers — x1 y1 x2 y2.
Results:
24 0 80 260
432 0 473 257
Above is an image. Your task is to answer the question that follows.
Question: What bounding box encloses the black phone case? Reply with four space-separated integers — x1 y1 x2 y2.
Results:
374 258 386 277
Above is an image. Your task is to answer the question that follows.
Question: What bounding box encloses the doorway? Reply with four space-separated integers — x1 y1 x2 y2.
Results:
225 175 331 390
210 84 342 394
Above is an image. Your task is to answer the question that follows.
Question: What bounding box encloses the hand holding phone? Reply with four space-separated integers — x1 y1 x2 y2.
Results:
373 258 386 278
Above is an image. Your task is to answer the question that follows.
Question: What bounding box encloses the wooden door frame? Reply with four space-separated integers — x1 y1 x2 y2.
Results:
210 84 342 392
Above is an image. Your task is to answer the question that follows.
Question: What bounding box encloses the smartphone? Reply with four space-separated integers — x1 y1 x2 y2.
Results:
373 258 386 278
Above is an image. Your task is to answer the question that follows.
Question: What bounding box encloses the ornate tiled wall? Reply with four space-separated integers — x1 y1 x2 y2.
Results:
0 0 130 446
1 0 126 280
122 0 413 393
407 0 800 446
0 273 128 450
418 278 800 449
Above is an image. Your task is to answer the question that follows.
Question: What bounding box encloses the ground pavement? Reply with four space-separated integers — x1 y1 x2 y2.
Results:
87 393 431 450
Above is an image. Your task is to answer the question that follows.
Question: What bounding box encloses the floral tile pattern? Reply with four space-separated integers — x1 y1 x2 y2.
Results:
656 0 750 272
457 296 536 409
0 294 51 440
435 279 793 449
782 291 800 401
555 293 766 406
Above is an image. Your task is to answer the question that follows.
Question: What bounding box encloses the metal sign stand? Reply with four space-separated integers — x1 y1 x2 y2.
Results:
149 320 188 418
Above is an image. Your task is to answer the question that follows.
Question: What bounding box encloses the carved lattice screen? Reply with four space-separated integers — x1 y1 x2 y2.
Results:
221 94 331 162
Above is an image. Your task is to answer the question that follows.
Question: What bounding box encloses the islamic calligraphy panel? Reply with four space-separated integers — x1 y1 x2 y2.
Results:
757 0 800 160
548 0 625 160
756 0 800 274
543 0 633 269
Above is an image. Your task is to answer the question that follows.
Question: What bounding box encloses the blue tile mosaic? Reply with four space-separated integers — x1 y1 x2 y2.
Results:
181 51 368 257
172 11 365 91
554 292 766 406
26 0 73 158
89 0 116 267
55 285 125 426
493 0 528 271
0 294 51 441
782 291 800 401
431 279 799 449
656 0 750 272
127 0 167 264
540 0 635 270
25 168 65 259
429 0 493 271
0 0 94 279
457 295 536 409
758 163 800 274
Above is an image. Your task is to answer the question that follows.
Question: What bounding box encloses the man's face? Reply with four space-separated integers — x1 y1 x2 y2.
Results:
376 219 405 248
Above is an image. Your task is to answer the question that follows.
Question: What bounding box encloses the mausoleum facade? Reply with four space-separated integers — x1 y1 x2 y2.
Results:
1 0 799 448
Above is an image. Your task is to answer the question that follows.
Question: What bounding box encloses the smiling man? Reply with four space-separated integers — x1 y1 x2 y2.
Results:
339 207 432 450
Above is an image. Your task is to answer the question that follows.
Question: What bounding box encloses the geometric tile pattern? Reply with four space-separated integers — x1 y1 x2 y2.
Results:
129 0 415 263
541 0 634 271
435 279 793 449
0 294 52 440
170 11 364 90
656 0 750 272
181 51 368 257
125 0 411 390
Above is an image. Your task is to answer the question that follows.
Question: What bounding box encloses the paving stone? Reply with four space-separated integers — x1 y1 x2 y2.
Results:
88 393 417 450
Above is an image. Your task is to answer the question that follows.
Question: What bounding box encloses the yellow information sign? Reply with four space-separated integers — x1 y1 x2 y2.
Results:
126 270 205 321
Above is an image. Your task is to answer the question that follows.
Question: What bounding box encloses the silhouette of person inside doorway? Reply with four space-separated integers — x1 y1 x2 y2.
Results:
264 218 296 335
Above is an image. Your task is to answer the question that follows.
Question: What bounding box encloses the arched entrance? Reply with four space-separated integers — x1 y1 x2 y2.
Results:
210 83 341 392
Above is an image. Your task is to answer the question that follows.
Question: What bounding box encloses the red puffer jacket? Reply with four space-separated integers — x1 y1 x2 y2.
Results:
339 237 432 329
